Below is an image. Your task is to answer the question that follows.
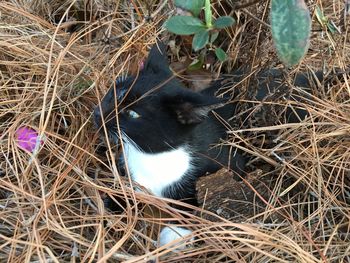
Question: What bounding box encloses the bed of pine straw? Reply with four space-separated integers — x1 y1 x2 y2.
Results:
0 1 349 262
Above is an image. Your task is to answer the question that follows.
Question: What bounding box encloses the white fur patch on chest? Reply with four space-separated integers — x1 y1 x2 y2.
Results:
122 141 192 197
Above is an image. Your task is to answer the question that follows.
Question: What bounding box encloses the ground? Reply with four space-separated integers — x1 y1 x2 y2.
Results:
0 1 349 262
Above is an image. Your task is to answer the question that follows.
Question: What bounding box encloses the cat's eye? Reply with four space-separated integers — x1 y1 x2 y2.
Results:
126 109 141 119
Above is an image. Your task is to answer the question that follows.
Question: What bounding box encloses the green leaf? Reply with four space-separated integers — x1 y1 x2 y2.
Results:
164 16 205 35
213 16 235 29
175 0 204 17
270 0 311 67
192 29 209 51
204 0 212 27
215 47 227 61
315 5 340 34
210 30 219 43
188 57 204 70
315 5 328 25
327 20 340 34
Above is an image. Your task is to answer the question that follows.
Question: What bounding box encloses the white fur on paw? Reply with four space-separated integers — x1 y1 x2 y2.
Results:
159 226 194 251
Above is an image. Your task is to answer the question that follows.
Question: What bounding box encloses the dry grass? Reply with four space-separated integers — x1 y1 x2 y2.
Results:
0 0 349 262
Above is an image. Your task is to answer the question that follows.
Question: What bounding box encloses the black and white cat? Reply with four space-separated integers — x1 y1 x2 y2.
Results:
94 42 336 249
94 43 247 199
94 42 248 248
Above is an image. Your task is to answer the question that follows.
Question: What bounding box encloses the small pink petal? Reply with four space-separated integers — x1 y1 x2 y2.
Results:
16 127 40 152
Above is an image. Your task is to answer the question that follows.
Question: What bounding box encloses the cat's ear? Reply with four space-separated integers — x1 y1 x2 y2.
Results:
164 91 225 124
143 42 172 77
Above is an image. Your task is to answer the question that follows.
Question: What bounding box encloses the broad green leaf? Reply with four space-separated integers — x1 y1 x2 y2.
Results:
164 16 205 35
204 0 212 27
175 0 204 17
210 30 219 43
192 29 209 51
271 0 311 67
215 47 227 61
213 16 235 29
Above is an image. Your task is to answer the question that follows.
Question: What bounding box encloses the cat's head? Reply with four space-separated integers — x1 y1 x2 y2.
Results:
94 42 223 153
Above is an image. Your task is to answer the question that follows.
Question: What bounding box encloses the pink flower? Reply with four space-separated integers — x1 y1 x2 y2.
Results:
16 127 41 152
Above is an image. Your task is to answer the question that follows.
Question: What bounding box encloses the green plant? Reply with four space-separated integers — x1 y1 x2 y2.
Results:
166 0 315 68
270 0 311 67
315 5 341 35
164 0 235 63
